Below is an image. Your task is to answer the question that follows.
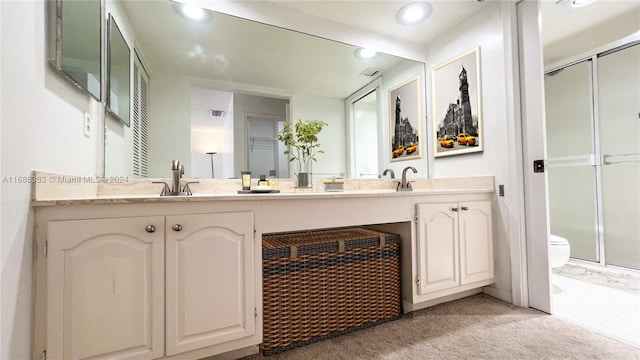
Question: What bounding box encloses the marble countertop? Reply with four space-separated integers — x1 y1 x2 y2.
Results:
30 171 495 207
32 187 494 206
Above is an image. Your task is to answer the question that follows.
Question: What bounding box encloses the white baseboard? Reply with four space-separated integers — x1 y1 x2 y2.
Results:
483 285 512 304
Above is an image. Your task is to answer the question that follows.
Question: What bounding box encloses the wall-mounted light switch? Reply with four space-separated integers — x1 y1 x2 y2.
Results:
83 112 91 137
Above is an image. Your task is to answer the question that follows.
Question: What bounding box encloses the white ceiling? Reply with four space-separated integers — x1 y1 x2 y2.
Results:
264 0 639 49
266 0 494 46
122 1 413 99
541 0 639 47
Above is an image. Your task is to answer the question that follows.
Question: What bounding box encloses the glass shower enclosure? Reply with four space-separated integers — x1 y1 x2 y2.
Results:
545 42 640 270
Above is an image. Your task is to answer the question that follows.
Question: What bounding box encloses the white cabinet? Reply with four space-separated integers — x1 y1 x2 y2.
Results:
46 212 257 360
165 212 256 356
47 216 165 360
415 200 493 302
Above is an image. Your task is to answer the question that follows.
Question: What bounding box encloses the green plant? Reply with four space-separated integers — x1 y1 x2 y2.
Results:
276 119 328 174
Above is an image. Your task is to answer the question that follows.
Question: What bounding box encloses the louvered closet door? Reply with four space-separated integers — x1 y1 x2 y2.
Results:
132 51 150 177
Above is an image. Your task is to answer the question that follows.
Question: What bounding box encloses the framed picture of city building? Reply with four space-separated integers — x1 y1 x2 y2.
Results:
432 47 483 158
389 75 423 162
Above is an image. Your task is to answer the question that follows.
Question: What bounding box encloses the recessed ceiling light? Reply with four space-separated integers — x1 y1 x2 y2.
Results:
354 48 378 60
171 1 212 22
396 2 433 26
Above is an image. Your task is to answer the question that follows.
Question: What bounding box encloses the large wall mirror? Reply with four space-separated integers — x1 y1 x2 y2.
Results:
48 0 102 101
104 0 427 179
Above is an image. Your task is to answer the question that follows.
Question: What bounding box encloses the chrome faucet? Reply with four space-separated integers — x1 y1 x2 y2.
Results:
398 166 417 191
382 169 395 179
171 160 183 194
153 160 198 196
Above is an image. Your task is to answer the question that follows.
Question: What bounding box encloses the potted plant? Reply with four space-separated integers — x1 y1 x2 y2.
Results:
276 119 328 187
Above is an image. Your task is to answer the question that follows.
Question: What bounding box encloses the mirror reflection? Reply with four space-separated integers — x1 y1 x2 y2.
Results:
106 15 131 126
352 90 380 178
51 0 101 100
104 0 426 179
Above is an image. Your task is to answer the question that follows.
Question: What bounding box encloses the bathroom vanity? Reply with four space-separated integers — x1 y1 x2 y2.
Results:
31 175 495 360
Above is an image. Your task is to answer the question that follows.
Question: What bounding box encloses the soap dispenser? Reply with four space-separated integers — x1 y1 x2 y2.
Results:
258 175 268 187
267 170 278 190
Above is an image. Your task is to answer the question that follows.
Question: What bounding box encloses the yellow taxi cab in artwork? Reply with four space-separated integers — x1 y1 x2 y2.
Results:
406 143 418 154
439 135 455 148
457 133 476 146
392 145 405 158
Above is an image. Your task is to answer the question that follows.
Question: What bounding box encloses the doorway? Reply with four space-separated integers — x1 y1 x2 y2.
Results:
347 79 381 179
352 90 379 178
545 41 640 347
247 114 288 178
545 42 640 270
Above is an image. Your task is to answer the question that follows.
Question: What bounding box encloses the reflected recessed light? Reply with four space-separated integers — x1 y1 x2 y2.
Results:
171 1 212 22
396 2 433 26
354 47 378 60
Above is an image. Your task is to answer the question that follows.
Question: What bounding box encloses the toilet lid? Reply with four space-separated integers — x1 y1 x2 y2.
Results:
550 234 569 245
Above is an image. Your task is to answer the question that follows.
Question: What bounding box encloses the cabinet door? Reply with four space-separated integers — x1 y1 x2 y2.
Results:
165 212 256 356
459 201 494 285
416 203 459 295
47 217 165 360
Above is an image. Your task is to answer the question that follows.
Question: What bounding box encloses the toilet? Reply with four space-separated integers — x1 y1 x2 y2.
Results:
549 234 571 268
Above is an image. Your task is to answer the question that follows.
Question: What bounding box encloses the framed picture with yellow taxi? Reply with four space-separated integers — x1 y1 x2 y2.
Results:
389 75 423 162
432 47 483 158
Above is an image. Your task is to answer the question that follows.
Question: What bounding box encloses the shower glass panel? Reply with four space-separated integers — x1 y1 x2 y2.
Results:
597 43 640 269
547 167 598 261
545 60 593 159
545 60 598 262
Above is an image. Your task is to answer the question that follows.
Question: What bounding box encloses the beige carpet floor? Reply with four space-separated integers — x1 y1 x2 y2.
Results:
249 294 639 360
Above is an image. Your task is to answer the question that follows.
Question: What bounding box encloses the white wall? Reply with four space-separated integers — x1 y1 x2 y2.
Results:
149 75 192 177
424 1 516 302
1 1 99 358
190 87 234 179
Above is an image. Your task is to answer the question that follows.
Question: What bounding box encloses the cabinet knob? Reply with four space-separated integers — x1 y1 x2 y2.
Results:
451 208 459 212
172 224 183 232
145 225 156 233
461 206 469 211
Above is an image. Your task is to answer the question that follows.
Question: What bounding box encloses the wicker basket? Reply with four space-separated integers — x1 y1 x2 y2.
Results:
262 227 402 355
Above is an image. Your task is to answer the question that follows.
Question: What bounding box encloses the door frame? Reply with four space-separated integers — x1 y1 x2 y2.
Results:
518 0 553 314
345 78 382 179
